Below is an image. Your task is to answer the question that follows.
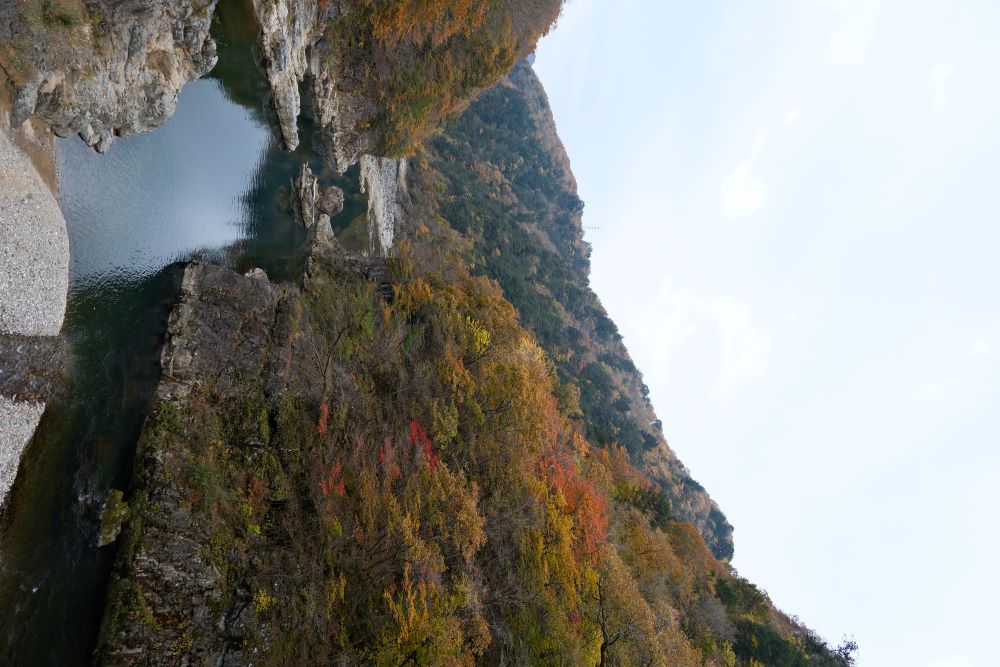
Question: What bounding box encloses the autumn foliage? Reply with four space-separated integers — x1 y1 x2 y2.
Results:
109 14 852 659
330 0 564 154
116 198 854 665
149 228 837 666
537 452 608 562
407 419 439 471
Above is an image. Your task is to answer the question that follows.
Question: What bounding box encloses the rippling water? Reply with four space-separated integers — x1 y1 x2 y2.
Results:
0 1 367 661
61 78 270 295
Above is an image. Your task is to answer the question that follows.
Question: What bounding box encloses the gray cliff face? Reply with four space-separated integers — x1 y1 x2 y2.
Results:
359 155 406 258
307 47 379 174
99 261 291 665
249 0 378 172
4 0 219 152
251 0 318 152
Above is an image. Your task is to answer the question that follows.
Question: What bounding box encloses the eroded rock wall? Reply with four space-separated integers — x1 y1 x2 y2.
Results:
98 262 291 665
251 0 318 151
1 0 220 152
250 0 378 171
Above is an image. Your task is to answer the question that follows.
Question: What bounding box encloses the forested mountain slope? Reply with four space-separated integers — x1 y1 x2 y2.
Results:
412 61 734 560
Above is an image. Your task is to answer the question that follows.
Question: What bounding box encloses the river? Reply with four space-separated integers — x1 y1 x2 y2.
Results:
0 1 365 662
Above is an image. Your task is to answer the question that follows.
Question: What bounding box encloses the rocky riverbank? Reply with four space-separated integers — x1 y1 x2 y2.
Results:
96 223 373 664
0 91 68 504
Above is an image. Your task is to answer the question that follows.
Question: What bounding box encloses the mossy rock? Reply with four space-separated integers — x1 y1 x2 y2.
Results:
98 488 130 547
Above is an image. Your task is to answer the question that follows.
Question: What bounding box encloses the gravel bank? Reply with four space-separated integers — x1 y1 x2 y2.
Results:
0 127 69 337
0 396 45 504
1 123 68 507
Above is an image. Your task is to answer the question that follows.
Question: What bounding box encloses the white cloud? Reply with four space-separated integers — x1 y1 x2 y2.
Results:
821 0 893 67
720 158 768 218
784 106 802 126
649 279 701 366
959 337 993 362
905 371 962 406
827 20 876 66
899 338 994 406
651 280 769 390
708 296 769 389
930 63 956 114
720 133 770 219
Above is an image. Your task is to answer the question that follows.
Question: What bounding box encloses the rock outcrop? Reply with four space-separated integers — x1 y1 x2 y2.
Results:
98 230 393 663
1 0 220 152
292 162 320 228
249 0 378 171
292 162 344 239
0 333 68 503
251 0 319 152
0 397 45 505
359 155 406 258
99 261 291 665
317 181 344 217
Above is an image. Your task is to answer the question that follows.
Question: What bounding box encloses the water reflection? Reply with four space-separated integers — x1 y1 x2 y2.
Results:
60 78 270 293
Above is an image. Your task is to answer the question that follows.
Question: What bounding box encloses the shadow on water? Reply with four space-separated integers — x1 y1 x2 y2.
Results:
0 269 182 665
0 0 367 662
210 0 369 265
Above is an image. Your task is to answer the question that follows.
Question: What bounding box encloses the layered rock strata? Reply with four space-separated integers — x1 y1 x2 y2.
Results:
2 0 220 152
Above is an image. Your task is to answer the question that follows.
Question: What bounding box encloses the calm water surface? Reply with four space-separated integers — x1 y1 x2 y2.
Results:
0 1 366 661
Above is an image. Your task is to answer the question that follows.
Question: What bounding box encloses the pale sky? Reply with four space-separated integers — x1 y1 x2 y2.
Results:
534 1 1000 665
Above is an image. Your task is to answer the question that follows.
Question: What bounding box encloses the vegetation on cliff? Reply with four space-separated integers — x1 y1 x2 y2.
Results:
408 61 735 560
0 2 853 663
329 0 563 155
101 239 853 664
0 0 562 159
